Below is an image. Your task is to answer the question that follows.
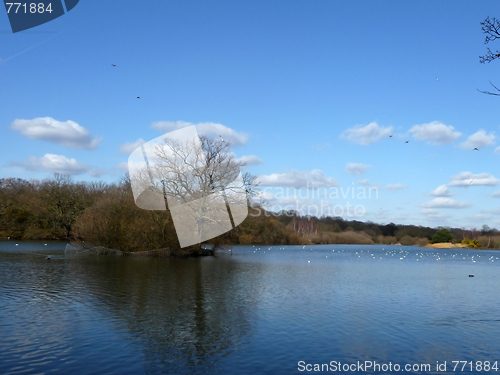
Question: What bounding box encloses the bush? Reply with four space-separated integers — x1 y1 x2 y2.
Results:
432 229 453 243
468 239 480 248
238 233 254 244
400 235 417 246
416 237 429 247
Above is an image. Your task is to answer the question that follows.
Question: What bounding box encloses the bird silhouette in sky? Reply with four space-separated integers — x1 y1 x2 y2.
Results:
219 135 225 143
405 140 409 144
473 147 479 151
136 96 141 99
389 135 393 138
111 64 116 67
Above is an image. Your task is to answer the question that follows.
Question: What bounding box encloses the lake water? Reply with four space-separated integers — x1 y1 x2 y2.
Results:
1 242 499 374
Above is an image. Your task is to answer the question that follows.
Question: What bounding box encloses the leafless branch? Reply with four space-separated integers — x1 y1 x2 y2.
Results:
480 17 500 63
477 80 500 96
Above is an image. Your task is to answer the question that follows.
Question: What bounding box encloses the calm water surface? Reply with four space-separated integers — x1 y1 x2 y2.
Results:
1 242 499 374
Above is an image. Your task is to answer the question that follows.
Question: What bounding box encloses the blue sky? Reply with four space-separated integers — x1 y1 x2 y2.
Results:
2 1 500 230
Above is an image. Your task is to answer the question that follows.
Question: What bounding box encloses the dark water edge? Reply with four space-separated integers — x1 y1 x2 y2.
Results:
1 242 499 374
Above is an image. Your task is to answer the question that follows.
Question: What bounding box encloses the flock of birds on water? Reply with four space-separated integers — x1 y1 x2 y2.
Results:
6 241 490 277
243 245 494 277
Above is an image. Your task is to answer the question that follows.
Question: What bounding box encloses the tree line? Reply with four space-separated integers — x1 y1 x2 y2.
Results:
1 174 499 255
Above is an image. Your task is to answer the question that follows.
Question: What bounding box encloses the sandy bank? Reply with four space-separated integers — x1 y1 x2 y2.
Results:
424 243 468 249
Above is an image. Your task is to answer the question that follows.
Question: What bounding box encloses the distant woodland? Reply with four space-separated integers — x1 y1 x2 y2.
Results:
1 175 500 255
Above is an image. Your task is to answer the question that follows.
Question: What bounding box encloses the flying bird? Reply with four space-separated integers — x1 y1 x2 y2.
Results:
436 78 439 81
473 147 479 151
111 64 116 67
405 140 409 144
136 96 141 99
389 135 393 138
219 135 225 143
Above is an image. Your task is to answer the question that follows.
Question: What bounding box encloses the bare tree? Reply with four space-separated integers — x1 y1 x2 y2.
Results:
129 131 258 247
479 17 500 95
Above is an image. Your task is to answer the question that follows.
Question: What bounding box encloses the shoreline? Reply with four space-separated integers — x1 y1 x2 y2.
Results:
424 243 469 249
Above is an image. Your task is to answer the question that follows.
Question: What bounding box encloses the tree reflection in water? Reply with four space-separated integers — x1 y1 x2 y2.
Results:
74 255 259 373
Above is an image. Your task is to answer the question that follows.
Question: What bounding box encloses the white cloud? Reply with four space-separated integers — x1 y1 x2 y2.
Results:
120 138 146 154
408 121 461 145
357 179 377 186
114 162 129 173
386 184 407 190
346 162 371 175
495 146 500 154
466 213 493 222
10 117 102 150
234 155 263 167
258 169 339 188
483 207 500 215
430 184 453 197
422 197 472 209
448 172 500 187
492 191 500 198
13 154 91 175
89 167 107 177
460 130 495 150
151 121 249 146
421 208 451 220
340 122 393 145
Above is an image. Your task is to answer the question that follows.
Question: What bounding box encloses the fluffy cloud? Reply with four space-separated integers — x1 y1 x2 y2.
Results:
258 169 339 188
13 154 91 175
151 121 249 146
386 184 407 190
421 197 472 209
460 130 495 150
120 138 146 154
346 162 371 175
408 121 461 145
11 117 102 150
234 155 264 167
340 122 393 145
448 172 500 187
430 184 453 197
